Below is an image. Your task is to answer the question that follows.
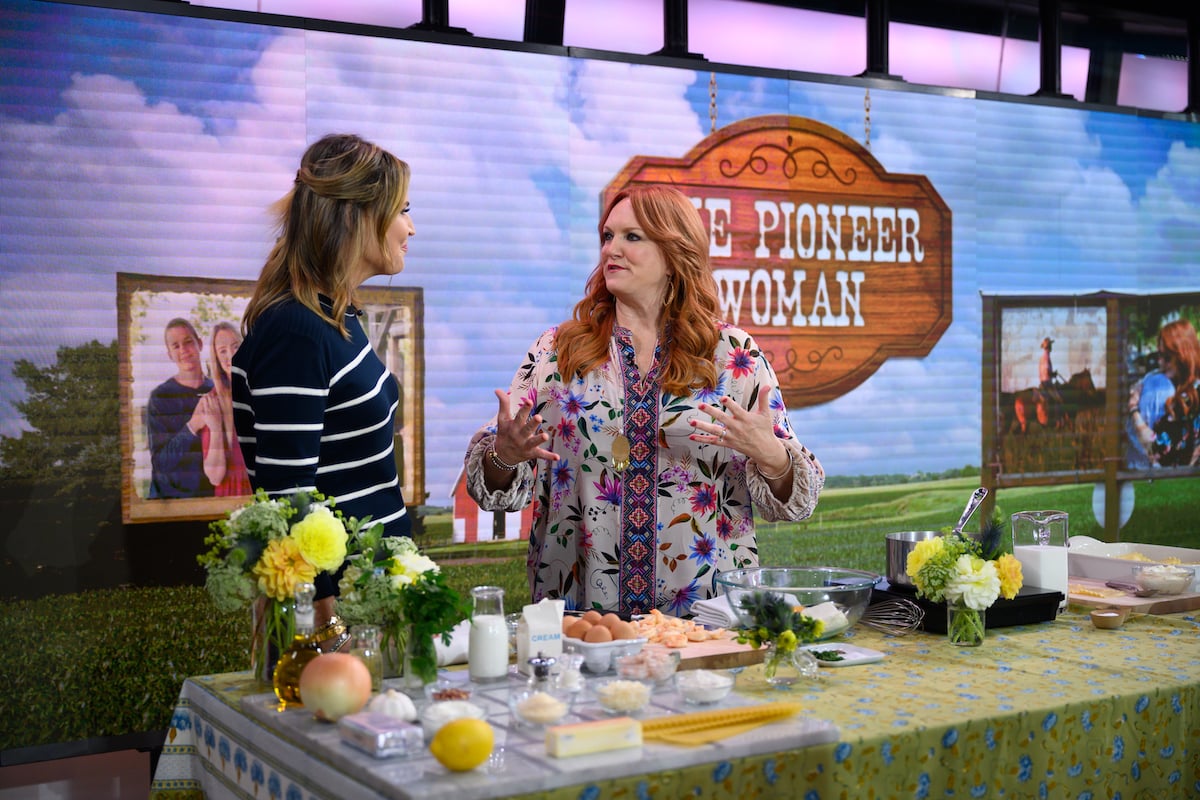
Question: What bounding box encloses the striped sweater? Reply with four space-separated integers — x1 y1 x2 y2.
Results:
232 297 410 596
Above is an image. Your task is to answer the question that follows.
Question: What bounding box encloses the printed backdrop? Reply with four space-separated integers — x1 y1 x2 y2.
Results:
0 0 1198 592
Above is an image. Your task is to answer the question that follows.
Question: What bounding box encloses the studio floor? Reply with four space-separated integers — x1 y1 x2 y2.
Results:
0 750 149 800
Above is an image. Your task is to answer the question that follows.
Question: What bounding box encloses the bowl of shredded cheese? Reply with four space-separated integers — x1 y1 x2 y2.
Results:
591 678 653 715
1132 563 1196 596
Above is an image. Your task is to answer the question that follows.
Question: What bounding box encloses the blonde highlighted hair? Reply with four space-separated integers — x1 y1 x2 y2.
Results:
556 184 720 396
242 133 410 338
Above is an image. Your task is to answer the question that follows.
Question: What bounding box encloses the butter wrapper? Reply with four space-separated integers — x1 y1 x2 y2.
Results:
338 711 424 758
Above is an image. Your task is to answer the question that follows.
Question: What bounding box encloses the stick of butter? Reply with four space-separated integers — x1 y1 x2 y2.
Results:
545 716 643 758
803 601 848 635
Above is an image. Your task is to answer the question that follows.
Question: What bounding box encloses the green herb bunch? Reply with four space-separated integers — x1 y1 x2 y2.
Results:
733 590 823 654
337 522 472 683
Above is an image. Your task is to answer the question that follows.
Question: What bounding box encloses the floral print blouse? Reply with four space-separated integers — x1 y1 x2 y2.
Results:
465 322 824 617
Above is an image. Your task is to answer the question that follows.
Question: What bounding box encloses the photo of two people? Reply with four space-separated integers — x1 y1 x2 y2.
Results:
145 316 248 500
118 274 423 523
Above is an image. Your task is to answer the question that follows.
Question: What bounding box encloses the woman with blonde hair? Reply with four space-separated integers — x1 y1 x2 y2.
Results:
1129 318 1200 467
233 133 415 623
465 184 823 616
196 320 250 495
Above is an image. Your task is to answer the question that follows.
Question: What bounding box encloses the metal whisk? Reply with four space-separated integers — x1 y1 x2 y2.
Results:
860 598 925 635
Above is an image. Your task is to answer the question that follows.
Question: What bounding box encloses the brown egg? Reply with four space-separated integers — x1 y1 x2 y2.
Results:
600 613 623 630
566 619 593 640
581 610 604 625
583 624 614 643
562 616 577 634
610 620 638 640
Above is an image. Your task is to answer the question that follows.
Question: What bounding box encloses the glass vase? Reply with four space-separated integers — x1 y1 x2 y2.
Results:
762 642 820 686
946 600 986 646
382 622 435 690
250 598 295 685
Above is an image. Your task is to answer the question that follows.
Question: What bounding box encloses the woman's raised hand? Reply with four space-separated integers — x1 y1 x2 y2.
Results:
492 388 559 465
691 392 788 471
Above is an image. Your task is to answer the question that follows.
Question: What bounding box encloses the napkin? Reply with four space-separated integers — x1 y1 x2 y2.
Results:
691 592 801 628
434 619 471 666
691 594 742 628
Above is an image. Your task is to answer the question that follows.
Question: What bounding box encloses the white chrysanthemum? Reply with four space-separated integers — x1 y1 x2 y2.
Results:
944 554 1000 610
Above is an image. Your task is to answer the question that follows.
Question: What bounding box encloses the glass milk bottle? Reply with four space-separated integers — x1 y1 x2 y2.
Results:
468 586 509 683
1011 510 1069 614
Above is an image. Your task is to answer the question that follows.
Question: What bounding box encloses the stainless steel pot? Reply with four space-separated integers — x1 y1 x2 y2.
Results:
885 530 943 588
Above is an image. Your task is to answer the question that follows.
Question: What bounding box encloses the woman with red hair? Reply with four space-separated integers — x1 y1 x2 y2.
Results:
1129 318 1200 467
465 185 824 617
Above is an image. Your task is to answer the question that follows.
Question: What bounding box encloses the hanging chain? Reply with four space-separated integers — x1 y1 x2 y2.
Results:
864 88 871 150
709 72 718 133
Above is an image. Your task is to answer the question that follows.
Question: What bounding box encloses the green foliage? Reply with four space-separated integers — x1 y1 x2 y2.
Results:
0 340 119 495
732 591 822 652
0 586 244 750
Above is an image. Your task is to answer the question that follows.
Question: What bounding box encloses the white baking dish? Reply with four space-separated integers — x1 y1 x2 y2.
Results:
1068 535 1200 593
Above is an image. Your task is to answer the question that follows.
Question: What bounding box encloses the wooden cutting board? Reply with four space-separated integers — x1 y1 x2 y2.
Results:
675 637 764 670
1067 576 1200 614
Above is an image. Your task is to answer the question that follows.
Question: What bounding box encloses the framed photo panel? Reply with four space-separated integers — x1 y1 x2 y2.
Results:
117 273 425 523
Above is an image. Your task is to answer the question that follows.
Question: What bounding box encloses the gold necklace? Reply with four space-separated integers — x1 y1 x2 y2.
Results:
611 433 630 474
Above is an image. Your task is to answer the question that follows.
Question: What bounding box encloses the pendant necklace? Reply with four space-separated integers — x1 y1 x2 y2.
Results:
611 433 630 474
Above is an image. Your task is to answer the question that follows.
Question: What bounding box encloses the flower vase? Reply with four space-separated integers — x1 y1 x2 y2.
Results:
946 600 986 646
762 643 820 686
382 623 433 690
250 598 294 684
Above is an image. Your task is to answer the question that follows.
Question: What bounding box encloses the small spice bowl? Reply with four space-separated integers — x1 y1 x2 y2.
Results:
1089 607 1129 630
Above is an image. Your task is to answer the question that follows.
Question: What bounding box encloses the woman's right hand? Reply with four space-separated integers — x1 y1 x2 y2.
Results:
491 388 558 465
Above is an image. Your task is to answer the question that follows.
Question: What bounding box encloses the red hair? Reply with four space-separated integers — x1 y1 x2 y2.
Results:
1160 319 1200 420
556 185 720 396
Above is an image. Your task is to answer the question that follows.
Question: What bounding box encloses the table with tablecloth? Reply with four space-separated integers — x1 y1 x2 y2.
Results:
150 606 1200 799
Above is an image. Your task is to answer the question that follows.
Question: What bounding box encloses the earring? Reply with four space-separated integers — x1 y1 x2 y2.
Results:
664 279 676 307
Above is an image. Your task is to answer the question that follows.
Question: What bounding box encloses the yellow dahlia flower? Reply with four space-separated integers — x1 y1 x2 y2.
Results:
906 535 945 581
995 553 1024 600
289 506 348 572
254 537 318 601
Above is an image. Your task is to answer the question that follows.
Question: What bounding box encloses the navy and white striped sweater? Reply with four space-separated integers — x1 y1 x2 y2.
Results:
232 297 410 596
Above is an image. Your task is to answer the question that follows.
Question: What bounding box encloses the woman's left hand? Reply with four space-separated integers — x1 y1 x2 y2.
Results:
690 393 788 468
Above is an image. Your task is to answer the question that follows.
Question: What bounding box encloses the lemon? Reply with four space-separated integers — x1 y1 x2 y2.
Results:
429 718 494 772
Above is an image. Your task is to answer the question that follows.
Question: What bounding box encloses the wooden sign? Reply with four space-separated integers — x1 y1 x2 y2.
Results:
603 115 952 408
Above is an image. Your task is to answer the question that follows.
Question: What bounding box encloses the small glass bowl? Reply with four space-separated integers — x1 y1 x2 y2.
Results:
674 669 735 705
419 699 486 739
423 676 473 704
614 647 679 685
1131 563 1196 596
591 678 653 715
508 688 572 728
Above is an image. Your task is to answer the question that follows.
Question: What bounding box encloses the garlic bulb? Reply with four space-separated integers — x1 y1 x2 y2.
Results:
366 689 418 721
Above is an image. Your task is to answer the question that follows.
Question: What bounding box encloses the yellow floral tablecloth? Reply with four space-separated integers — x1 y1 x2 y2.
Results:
151 607 1200 800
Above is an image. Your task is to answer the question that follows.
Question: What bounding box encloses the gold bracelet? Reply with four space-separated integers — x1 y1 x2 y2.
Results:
757 448 793 481
489 448 520 471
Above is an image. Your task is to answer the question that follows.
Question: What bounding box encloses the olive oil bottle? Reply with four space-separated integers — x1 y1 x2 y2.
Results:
273 582 319 707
